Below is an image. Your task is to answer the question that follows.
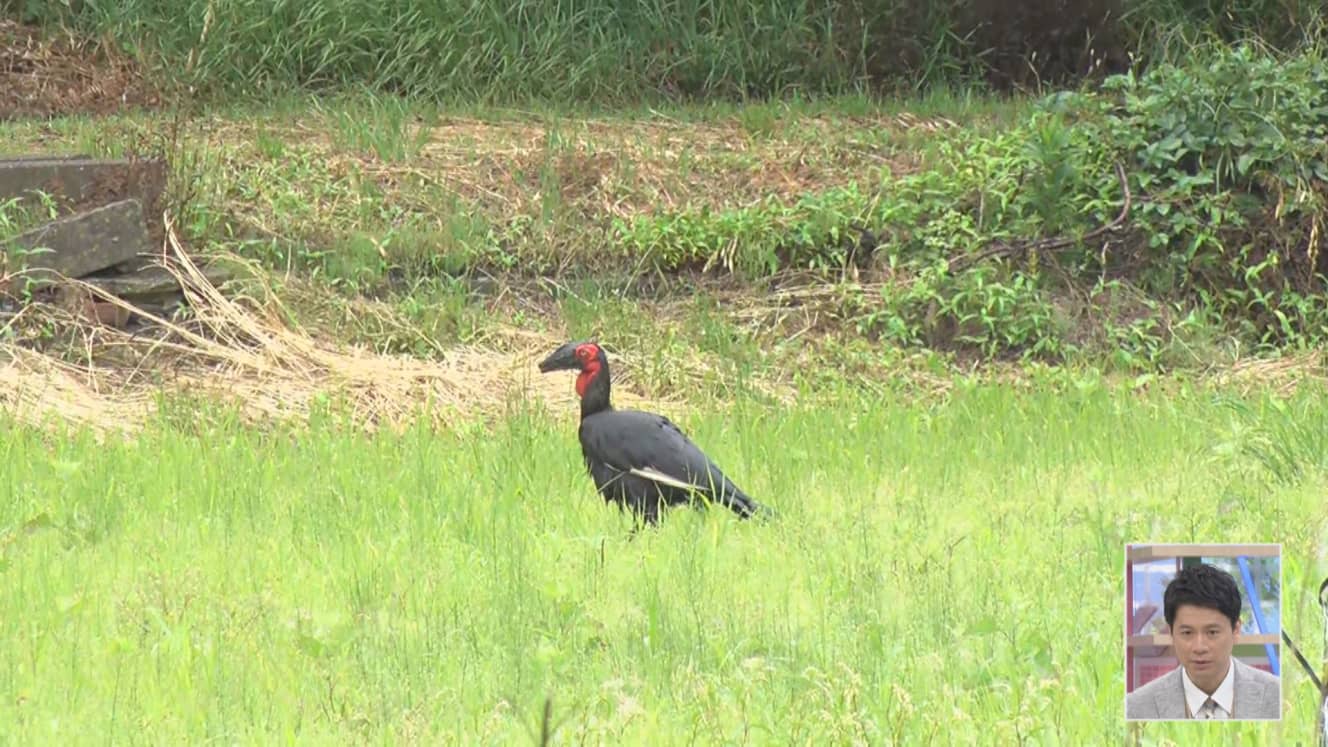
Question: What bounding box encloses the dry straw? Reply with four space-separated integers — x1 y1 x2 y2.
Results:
0 217 664 437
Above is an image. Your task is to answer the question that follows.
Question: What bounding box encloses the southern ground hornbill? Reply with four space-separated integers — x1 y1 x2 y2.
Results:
539 339 774 525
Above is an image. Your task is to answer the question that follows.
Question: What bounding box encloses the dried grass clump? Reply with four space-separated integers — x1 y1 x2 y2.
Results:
0 18 159 121
0 220 665 437
1203 350 1328 398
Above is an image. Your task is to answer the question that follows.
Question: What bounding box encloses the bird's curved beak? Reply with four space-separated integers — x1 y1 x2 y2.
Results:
538 341 583 373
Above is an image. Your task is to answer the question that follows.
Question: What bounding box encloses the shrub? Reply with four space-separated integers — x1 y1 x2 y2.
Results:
1066 43 1328 348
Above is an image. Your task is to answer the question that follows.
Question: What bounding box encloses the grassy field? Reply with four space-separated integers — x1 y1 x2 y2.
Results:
0 88 1019 281
1 383 1324 744
0 90 1050 383
3 24 1328 744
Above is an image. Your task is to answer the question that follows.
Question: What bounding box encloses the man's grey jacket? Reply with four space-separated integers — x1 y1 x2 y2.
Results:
1126 658 1281 720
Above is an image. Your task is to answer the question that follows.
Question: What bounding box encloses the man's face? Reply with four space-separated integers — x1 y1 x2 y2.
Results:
1171 603 1239 687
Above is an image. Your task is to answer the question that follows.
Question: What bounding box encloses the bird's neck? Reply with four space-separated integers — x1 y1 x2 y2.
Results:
578 362 612 418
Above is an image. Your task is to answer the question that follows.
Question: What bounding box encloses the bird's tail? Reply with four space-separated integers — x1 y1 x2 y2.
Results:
720 487 778 521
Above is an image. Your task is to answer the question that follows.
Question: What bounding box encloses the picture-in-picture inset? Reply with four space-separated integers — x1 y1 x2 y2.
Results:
1125 543 1282 721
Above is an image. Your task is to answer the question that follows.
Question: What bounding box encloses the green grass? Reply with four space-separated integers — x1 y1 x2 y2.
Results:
20 0 1325 105
0 91 985 282
3 57 1326 375
1 383 1324 743
0 193 60 242
28 0 880 102
0 91 1022 371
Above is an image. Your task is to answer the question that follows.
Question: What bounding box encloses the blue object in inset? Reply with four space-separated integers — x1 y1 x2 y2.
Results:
1236 555 1279 676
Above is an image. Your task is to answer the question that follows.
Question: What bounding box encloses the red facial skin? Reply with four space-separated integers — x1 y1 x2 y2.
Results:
574 343 601 398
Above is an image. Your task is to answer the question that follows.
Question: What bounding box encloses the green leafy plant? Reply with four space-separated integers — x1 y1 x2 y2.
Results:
1081 44 1328 348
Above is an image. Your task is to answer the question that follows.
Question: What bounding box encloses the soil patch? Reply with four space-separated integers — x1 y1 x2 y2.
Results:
1 19 160 121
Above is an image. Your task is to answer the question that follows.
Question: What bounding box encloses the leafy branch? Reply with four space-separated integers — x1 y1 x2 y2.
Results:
948 161 1132 273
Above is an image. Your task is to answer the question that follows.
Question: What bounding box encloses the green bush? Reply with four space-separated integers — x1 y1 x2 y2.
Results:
609 44 1328 363
856 264 1068 360
880 44 1328 361
1066 43 1328 348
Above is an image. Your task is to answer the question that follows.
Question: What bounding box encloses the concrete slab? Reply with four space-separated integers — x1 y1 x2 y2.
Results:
3 198 152 280
0 156 167 216
82 263 231 302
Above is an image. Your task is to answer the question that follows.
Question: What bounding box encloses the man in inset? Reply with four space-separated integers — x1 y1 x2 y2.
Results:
1126 562 1281 720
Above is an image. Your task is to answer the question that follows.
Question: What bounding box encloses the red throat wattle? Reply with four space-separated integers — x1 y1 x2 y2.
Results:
575 359 600 397
574 343 601 398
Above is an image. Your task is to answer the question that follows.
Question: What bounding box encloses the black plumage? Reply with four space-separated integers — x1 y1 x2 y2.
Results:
538 339 773 525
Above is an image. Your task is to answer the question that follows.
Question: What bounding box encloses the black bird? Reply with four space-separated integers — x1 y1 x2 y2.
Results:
538 339 773 525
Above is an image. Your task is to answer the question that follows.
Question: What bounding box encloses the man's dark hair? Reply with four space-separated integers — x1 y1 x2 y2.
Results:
1163 562 1242 629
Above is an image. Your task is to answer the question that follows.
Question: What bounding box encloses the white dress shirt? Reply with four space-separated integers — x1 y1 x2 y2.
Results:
1181 660 1235 719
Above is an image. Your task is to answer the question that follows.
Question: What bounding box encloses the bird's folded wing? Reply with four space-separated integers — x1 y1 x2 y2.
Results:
628 466 707 491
